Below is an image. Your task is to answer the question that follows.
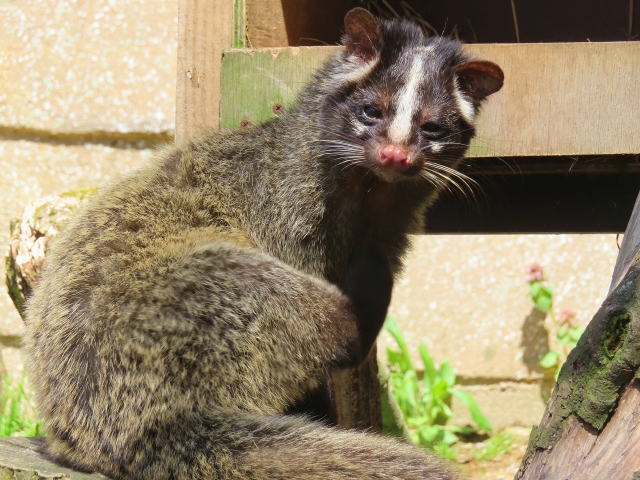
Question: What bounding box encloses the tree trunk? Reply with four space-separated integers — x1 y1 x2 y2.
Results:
517 191 640 480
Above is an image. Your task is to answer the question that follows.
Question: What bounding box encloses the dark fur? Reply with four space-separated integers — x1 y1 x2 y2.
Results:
25 9 502 479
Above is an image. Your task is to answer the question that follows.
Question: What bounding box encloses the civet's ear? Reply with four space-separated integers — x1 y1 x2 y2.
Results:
343 8 382 62
455 61 504 101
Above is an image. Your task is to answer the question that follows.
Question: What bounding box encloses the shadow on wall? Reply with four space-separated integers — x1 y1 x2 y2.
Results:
520 307 555 399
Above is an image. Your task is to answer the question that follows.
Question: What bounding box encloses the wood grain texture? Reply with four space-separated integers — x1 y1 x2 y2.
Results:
175 0 234 139
220 43 640 157
520 381 640 480
610 190 640 294
246 0 352 47
0 437 108 479
220 46 335 129
246 0 288 47
330 348 383 431
233 0 247 49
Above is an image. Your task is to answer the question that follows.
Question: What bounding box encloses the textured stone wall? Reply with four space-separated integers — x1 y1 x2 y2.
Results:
381 234 618 429
0 0 619 431
0 0 177 381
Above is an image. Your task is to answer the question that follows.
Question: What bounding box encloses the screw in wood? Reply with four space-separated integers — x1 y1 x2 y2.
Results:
240 119 252 128
272 103 285 115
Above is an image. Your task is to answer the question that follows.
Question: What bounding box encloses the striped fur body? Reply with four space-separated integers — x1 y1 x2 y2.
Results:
24 9 502 480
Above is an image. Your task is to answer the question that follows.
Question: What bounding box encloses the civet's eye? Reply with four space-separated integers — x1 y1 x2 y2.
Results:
363 105 383 120
420 122 448 140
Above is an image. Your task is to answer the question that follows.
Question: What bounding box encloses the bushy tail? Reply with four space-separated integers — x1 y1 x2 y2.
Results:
106 413 459 480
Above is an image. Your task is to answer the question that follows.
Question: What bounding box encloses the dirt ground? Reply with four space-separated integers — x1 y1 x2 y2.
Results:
454 428 530 480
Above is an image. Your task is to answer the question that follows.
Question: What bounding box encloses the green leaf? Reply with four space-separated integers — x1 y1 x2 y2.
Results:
557 325 569 339
430 442 459 461
436 399 453 420
529 282 542 297
439 360 456 387
419 343 437 385
473 432 512 462
540 351 560 369
557 336 571 346
432 378 449 399
417 425 459 446
450 388 493 431
387 349 404 368
534 294 552 312
401 370 419 414
438 428 459 446
418 425 439 444
385 317 415 372
570 326 585 343
430 405 443 422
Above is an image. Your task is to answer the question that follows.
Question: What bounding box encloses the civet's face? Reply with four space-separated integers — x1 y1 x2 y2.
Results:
321 8 503 184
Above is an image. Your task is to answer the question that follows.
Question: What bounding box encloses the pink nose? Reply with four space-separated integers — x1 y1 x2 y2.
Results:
376 145 410 171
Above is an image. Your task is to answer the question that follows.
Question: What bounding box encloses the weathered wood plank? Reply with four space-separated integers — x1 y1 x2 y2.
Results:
246 0 289 47
220 46 335 128
330 349 382 431
175 0 234 139
610 190 640 293
245 0 351 47
220 43 640 158
0 437 107 479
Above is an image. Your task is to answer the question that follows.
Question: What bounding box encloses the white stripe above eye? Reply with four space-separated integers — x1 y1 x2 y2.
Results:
388 54 424 144
335 55 379 84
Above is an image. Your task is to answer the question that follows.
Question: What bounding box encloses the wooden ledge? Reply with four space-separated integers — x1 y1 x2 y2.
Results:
0 437 107 479
220 42 640 158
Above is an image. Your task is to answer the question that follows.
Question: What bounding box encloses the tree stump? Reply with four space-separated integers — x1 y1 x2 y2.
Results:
517 191 640 479
5 188 96 319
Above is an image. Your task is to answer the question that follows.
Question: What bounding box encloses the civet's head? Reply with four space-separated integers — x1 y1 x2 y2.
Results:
320 8 503 184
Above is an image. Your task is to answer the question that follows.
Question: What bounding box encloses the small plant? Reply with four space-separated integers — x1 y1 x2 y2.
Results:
472 431 512 462
0 374 45 437
525 264 585 377
384 316 492 449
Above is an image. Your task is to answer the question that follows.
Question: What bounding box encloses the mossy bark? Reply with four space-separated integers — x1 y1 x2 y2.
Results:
517 251 640 479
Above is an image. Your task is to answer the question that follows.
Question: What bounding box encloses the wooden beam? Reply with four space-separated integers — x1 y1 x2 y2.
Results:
246 0 352 47
330 350 383 431
220 43 640 157
426 172 640 234
175 0 235 140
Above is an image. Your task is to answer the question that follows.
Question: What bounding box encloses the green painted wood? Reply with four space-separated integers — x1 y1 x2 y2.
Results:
220 46 335 129
232 0 246 49
220 43 640 159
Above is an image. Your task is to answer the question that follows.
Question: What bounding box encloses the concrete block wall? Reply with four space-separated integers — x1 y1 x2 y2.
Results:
0 0 177 379
1 0 619 430
380 234 618 429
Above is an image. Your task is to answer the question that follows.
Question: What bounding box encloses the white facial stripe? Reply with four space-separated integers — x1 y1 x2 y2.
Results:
388 54 424 144
353 122 367 136
336 56 379 84
431 143 443 153
453 77 475 124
